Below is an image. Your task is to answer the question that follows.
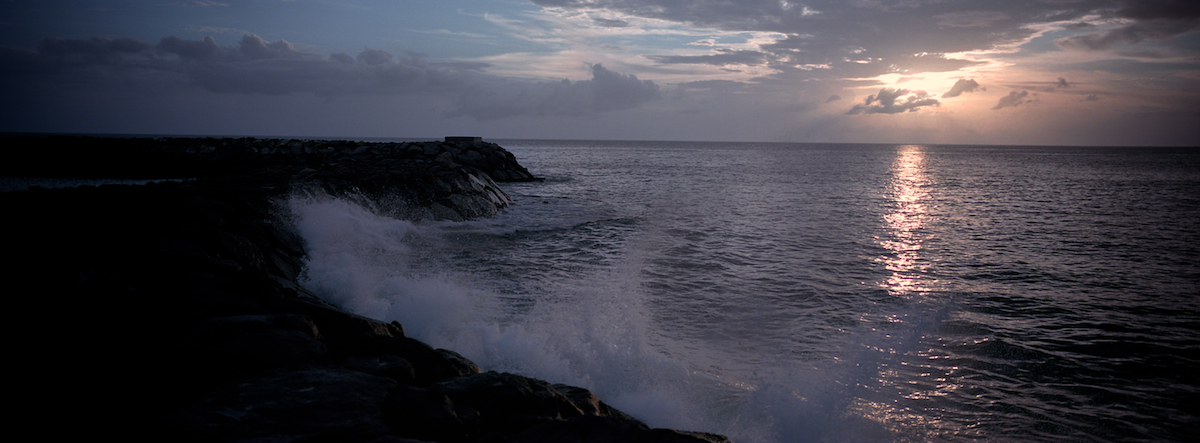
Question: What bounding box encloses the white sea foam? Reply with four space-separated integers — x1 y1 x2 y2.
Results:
287 191 919 442
289 194 779 438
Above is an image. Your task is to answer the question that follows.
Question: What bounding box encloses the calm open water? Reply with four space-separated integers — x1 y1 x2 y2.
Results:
291 141 1200 442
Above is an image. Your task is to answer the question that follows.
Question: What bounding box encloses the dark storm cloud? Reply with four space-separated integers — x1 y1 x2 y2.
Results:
1115 0 1200 20
825 94 841 103
648 49 769 66
1057 18 1200 51
993 90 1029 110
448 64 659 120
847 88 939 115
941 79 980 98
1062 58 1200 75
933 11 1008 28
5 34 659 118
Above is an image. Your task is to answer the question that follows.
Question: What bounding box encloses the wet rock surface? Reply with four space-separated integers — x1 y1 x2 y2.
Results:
2 136 729 442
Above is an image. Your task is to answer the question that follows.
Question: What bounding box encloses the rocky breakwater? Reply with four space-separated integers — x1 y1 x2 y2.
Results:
3 135 728 442
3 135 539 220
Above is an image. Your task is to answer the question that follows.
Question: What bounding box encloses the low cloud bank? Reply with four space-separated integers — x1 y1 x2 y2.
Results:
448 64 660 120
6 34 661 120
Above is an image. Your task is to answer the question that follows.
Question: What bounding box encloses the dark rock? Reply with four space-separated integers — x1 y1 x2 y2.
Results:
512 416 733 443
180 314 328 382
0 135 537 221
437 349 483 377
171 367 397 442
385 385 472 442
432 371 586 431
552 383 633 419
345 354 419 385
0 136 727 443
511 415 653 443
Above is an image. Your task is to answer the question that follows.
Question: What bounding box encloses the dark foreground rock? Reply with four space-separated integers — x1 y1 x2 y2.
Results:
3 136 728 442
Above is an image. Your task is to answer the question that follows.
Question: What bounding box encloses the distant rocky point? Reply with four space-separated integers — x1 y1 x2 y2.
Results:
2 135 730 442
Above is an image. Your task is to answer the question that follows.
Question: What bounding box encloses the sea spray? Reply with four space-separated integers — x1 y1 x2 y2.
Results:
285 192 940 443
289 194 481 341
288 193 705 425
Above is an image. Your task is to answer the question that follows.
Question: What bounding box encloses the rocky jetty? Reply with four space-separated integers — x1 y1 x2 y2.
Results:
3 135 538 220
3 136 728 442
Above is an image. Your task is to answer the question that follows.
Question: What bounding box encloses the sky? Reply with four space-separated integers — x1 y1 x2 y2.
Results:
1 0 1198 146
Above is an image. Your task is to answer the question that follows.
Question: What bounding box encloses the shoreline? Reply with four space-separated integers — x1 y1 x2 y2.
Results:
4 136 728 442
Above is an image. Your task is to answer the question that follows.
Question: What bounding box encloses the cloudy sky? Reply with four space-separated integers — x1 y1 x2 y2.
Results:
2 0 1198 146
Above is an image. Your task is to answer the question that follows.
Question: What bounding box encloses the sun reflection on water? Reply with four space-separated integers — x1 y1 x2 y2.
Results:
879 145 932 297
857 145 968 439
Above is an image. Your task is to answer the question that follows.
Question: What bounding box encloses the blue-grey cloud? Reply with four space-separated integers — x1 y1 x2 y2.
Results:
5 34 659 119
356 47 394 66
933 11 1008 28
448 63 659 120
238 34 301 60
993 90 1029 110
847 88 939 115
155 36 222 61
648 49 769 66
590 63 661 111
942 79 981 98
36 37 153 64
533 0 1085 79
593 17 630 27
171 1 228 7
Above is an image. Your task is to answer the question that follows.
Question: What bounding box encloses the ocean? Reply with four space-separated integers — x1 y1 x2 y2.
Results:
287 140 1200 442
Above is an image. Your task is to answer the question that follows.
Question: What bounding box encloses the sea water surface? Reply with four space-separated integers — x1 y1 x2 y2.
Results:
289 141 1200 442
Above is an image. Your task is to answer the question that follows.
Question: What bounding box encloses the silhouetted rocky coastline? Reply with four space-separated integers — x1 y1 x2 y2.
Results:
3 136 728 442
